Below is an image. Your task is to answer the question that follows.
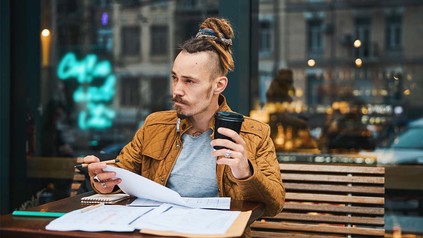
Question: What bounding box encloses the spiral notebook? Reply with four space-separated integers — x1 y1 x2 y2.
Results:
81 193 130 204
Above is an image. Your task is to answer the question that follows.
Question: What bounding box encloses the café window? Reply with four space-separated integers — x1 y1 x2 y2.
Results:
385 15 402 50
120 77 140 107
151 25 168 57
307 19 323 56
35 0 221 176
121 26 141 57
259 19 273 57
355 17 371 58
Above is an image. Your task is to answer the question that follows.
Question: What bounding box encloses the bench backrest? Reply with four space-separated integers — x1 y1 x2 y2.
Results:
251 163 385 237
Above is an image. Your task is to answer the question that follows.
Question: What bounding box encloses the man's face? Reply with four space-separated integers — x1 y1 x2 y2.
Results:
171 51 218 119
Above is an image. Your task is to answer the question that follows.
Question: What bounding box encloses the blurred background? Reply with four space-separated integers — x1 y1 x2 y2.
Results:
1 0 422 236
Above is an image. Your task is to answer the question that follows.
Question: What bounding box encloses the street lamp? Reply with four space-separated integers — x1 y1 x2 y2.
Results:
355 58 363 68
353 39 362 48
41 28 51 67
307 58 316 67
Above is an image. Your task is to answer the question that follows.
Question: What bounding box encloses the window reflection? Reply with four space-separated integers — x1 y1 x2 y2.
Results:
40 0 219 156
255 0 423 161
31 1 423 233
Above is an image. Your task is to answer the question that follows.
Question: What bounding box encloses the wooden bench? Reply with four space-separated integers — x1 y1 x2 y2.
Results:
251 163 385 237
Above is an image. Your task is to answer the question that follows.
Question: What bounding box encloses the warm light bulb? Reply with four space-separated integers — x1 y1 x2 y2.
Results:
353 39 361 48
41 29 50 37
355 58 363 67
307 59 316 67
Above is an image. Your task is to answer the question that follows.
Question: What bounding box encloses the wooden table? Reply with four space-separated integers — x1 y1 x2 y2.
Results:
0 192 264 238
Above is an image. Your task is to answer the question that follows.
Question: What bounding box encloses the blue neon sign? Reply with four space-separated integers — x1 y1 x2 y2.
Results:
58 52 116 130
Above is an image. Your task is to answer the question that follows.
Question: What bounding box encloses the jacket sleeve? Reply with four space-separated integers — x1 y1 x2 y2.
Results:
115 125 144 174
234 123 285 216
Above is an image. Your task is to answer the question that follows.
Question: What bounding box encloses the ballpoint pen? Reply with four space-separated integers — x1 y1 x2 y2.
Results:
74 159 120 169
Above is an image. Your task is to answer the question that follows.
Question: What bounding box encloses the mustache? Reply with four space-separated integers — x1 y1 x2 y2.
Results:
172 96 189 105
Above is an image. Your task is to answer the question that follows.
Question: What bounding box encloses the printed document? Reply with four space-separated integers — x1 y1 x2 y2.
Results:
131 204 240 235
129 197 231 209
104 166 230 209
45 205 153 232
45 203 250 237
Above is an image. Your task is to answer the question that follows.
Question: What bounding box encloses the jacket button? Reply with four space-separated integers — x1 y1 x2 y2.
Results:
182 124 186 130
160 177 164 183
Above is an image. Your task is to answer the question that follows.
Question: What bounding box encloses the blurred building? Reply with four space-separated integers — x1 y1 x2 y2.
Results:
257 0 423 151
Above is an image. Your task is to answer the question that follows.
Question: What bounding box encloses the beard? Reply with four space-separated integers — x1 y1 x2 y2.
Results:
172 84 214 119
172 96 190 119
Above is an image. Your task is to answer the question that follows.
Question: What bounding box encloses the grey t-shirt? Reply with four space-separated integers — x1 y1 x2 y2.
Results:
167 129 219 197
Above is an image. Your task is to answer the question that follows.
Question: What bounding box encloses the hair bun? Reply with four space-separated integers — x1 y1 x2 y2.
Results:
199 17 234 47
180 17 235 73
195 28 232 47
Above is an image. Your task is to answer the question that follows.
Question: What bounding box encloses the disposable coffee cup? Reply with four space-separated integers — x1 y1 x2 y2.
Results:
214 111 244 150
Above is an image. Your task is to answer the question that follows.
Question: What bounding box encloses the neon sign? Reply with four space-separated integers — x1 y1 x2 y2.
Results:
58 52 116 130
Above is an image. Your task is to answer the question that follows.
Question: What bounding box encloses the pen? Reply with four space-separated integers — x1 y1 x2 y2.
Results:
74 159 120 169
12 210 66 218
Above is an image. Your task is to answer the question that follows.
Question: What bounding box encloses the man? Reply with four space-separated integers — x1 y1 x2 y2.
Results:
85 17 285 230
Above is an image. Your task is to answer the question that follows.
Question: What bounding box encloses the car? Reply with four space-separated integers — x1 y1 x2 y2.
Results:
360 118 423 165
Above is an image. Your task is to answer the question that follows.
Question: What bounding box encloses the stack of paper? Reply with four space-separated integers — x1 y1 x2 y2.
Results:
45 204 251 237
46 166 251 237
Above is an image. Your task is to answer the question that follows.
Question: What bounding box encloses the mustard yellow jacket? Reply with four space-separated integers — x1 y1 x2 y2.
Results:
116 95 285 216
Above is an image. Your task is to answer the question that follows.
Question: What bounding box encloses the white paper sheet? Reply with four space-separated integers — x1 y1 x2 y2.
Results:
104 166 187 206
129 197 231 209
46 203 242 235
131 204 240 235
45 205 153 232
183 197 231 209
104 166 231 209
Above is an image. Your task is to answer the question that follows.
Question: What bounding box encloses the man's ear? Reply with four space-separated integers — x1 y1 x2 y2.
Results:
214 76 228 95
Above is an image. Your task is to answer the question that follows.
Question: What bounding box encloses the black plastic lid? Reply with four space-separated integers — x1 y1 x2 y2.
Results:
215 111 244 122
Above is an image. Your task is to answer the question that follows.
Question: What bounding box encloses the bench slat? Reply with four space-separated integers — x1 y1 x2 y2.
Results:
252 164 385 237
286 192 384 205
252 230 331 238
251 222 385 236
285 182 385 194
283 173 384 184
73 173 85 181
280 164 385 174
267 212 384 225
283 203 384 215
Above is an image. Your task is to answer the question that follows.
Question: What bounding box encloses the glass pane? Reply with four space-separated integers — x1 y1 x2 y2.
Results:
255 0 423 165
255 2 423 235
39 0 219 159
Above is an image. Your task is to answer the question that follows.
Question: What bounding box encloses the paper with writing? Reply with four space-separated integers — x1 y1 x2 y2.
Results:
129 197 231 209
104 166 231 209
104 166 187 206
45 203 247 236
131 204 240 235
45 205 153 232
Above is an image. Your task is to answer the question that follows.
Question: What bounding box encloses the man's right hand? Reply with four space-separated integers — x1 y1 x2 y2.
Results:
84 155 122 193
